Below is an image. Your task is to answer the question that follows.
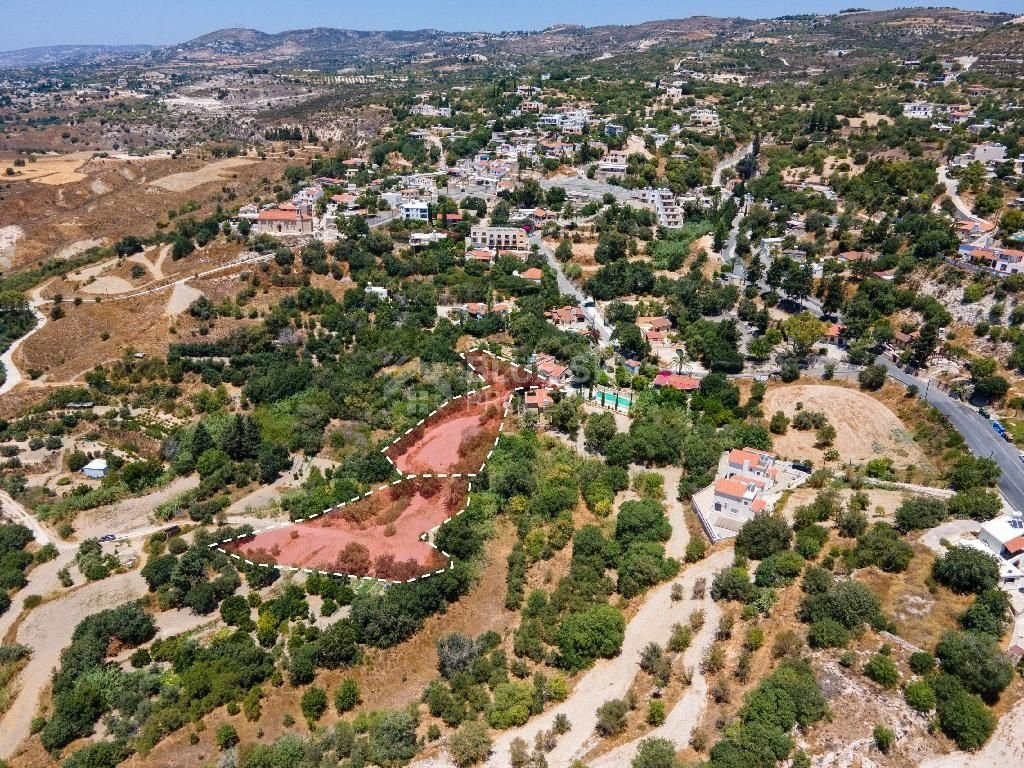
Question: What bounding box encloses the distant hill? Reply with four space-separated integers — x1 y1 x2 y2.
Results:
141 9 1012 70
0 44 154 69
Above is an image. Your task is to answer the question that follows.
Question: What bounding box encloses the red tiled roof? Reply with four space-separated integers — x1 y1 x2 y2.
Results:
258 208 303 221
1005 535 1024 556
652 371 700 391
524 390 554 408
714 478 749 499
521 267 543 280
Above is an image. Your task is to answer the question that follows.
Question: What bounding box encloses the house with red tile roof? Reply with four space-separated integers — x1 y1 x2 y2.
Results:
636 316 672 332
533 355 572 385
652 371 701 391
523 389 554 411
254 207 312 235
520 267 544 283
546 306 587 328
726 447 777 480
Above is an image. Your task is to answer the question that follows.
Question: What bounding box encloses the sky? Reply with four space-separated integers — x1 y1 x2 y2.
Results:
2 0 1021 51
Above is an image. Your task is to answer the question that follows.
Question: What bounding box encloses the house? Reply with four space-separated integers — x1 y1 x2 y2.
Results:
523 389 554 411
546 306 587 327
468 226 528 252
644 329 667 344
891 329 920 349
598 151 629 174
652 371 701 391
972 142 1007 164
365 285 389 300
533 355 572 385
975 511 1024 584
605 123 626 137
823 323 845 347
401 201 430 221
466 248 495 264
956 219 996 242
959 244 1024 275
637 316 672 333
726 447 777 483
902 102 934 120
82 458 108 479
623 359 642 375
409 232 449 249
254 207 313 235
519 267 544 284
711 477 765 518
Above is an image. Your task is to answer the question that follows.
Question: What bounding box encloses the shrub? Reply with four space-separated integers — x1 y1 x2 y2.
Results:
685 537 707 563
932 547 1000 595
300 687 328 724
632 737 676 768
909 651 936 675
904 680 938 713
754 551 804 587
647 699 666 726
710 567 755 603
863 653 900 689
894 497 947 532
769 411 789 434
215 724 239 750
448 720 492 767
859 364 887 390
335 679 361 713
794 525 828 559
799 580 885 632
735 514 792 560
873 725 895 754
555 604 626 672
935 630 1013 701
933 674 996 750
595 698 629 736
853 523 913 572
807 618 851 649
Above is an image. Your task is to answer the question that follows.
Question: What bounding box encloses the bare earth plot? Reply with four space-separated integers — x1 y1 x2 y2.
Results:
762 383 925 468
217 350 552 583
148 157 256 192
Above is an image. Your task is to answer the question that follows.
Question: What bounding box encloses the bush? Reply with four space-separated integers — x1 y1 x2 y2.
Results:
863 653 900 689
799 580 885 632
647 699 666 726
215 724 239 750
873 725 895 754
63 741 122 768
555 605 626 672
448 720 492 767
685 537 707 563
300 686 328 724
710 567 755 603
632 737 676 768
595 698 629 736
735 514 792 560
935 630 1013 701
769 411 789 434
934 674 997 750
909 651 936 675
807 618 851 649
754 551 804 587
894 497 947 532
335 678 361 713
859 364 887 390
932 546 1000 595
904 680 937 713
854 523 913 572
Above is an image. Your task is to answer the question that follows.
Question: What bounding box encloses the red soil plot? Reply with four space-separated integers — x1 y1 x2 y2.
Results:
463 349 547 392
226 477 468 582
386 350 549 475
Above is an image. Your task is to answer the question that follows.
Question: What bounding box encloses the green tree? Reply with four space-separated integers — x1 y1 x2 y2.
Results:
932 547 1000 595
300 686 328 724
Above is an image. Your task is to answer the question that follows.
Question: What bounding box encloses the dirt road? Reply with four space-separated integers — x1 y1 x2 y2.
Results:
0 571 148 760
480 549 732 768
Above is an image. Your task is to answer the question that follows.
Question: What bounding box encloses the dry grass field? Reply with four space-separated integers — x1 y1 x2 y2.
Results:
763 382 926 470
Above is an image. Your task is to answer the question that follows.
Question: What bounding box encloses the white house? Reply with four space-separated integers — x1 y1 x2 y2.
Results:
978 511 1024 583
468 226 528 252
902 102 934 119
401 201 430 221
82 458 108 479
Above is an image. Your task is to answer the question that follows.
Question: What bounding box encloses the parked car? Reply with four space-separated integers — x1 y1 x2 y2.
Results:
98 534 116 542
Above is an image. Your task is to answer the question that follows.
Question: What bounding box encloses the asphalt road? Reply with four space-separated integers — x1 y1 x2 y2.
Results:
880 358 1024 511
530 232 614 344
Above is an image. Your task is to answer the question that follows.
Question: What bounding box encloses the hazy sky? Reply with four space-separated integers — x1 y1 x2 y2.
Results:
3 0 1021 50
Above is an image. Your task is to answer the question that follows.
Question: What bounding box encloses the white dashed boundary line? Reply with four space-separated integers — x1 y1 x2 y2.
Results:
208 348 557 585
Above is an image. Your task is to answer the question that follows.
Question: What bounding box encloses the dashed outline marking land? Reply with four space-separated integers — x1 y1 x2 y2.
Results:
209 348 554 584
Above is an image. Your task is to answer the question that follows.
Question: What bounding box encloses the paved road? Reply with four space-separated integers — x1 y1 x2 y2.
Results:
530 232 614 345
880 358 1024 511
937 165 978 223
